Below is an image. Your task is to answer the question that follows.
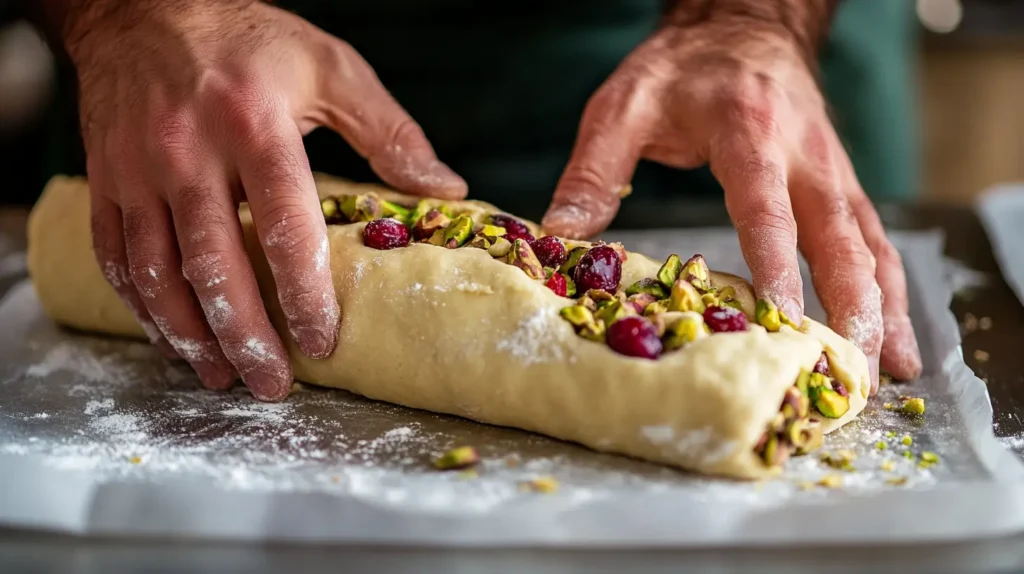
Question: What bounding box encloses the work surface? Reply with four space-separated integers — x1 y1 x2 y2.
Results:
1 198 1023 574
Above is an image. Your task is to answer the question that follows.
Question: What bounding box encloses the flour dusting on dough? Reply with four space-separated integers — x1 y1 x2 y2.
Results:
495 307 569 365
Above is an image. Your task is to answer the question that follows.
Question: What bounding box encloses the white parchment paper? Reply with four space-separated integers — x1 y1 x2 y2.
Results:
1 228 1022 547
976 183 1024 307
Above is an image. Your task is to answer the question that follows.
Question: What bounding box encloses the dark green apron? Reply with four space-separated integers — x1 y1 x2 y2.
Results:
16 0 917 219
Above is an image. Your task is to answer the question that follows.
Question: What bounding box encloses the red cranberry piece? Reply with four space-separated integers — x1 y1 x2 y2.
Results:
491 214 535 242
606 316 663 359
362 218 410 250
813 353 830 376
573 245 622 293
831 379 850 398
702 305 749 333
530 236 567 269
544 272 568 297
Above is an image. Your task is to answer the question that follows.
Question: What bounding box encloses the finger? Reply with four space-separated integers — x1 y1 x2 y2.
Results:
170 172 295 402
541 80 648 239
313 39 467 199
232 113 340 363
789 167 883 392
120 196 237 392
711 133 805 326
90 187 179 360
848 191 922 381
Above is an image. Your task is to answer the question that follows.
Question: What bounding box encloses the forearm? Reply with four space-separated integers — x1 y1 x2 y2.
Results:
660 0 842 68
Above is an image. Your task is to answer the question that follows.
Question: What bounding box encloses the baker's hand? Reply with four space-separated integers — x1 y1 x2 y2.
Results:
63 0 466 400
542 20 921 393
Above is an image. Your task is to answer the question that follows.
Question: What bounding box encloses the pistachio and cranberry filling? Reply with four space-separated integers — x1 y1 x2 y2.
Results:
754 352 851 468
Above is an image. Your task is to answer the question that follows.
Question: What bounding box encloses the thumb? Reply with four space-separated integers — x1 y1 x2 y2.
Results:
542 84 648 239
312 38 467 200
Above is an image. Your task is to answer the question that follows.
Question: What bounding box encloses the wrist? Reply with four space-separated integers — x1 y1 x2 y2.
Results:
660 0 839 71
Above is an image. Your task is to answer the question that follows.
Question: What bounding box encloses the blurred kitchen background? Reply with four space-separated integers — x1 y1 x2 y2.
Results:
0 0 1021 209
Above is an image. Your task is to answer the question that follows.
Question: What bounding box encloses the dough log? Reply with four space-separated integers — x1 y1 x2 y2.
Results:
26 174 870 480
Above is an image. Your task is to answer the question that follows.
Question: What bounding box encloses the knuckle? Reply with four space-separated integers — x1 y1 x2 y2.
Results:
737 196 796 238
149 110 198 171
873 238 903 268
719 79 781 136
181 249 231 287
258 199 319 254
214 82 279 145
382 117 427 152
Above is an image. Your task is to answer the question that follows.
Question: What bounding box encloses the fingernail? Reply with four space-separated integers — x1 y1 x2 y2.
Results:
294 325 336 360
781 299 803 327
541 205 590 237
247 371 290 402
194 362 235 391
869 362 880 396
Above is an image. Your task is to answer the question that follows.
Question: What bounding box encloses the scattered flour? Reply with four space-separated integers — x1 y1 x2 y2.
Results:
495 307 570 365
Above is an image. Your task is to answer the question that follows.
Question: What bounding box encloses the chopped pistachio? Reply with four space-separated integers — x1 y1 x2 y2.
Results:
559 246 588 274
901 397 926 416
643 299 671 317
669 279 705 313
487 237 513 258
594 300 632 327
817 474 843 489
477 224 507 239
755 298 782 332
457 469 479 480
901 435 913 446
656 254 683 287
506 239 545 279
433 446 479 470
340 193 383 222
414 209 451 241
407 200 432 227
662 311 708 351
563 274 577 297
881 460 895 472
321 198 339 220
559 305 605 341
920 451 939 464
795 369 812 395
443 215 475 249
466 235 492 250
903 450 915 460
761 436 789 466
625 278 669 299
886 476 909 486
521 476 559 493
798 481 817 491
876 441 887 450
380 199 411 221
681 254 711 290
716 285 737 303
821 449 857 471
885 431 897 438
883 402 894 410
810 387 850 419
128 455 142 464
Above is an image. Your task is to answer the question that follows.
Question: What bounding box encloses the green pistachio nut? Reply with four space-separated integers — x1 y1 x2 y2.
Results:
487 237 512 258
594 300 632 327
625 278 669 299
466 235 492 250
656 254 683 288
442 215 474 249
585 289 616 303
756 298 782 332
381 200 411 221
437 204 457 218
408 200 432 227
321 198 340 221
902 397 926 415
507 238 545 280
717 285 737 302
796 420 824 454
795 369 812 395
643 299 672 317
560 305 607 342
682 254 710 290
559 246 588 274
477 224 507 239
669 279 706 313
626 293 658 315
563 274 577 297
761 436 790 467
414 209 451 241
812 388 850 419
808 372 830 390
427 228 446 246
662 311 708 351
782 386 811 419
433 446 480 470
340 193 383 222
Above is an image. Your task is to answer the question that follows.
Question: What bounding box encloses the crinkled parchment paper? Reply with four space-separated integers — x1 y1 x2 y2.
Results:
1 229 1023 547
976 183 1024 307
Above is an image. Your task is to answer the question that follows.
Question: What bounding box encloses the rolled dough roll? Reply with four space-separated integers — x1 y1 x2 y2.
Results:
26 174 870 479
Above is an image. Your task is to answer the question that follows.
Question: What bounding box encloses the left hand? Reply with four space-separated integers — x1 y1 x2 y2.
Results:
541 22 921 393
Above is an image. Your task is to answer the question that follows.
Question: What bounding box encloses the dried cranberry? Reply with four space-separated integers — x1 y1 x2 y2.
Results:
530 236 567 268
831 379 849 398
544 272 568 296
490 214 534 242
606 316 663 359
362 218 410 250
702 305 749 333
573 245 622 293
813 353 830 376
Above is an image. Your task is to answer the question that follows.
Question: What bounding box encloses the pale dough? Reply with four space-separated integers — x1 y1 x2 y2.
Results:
26 174 870 480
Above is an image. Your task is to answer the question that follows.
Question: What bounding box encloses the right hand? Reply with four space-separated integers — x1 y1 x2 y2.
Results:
65 0 467 400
